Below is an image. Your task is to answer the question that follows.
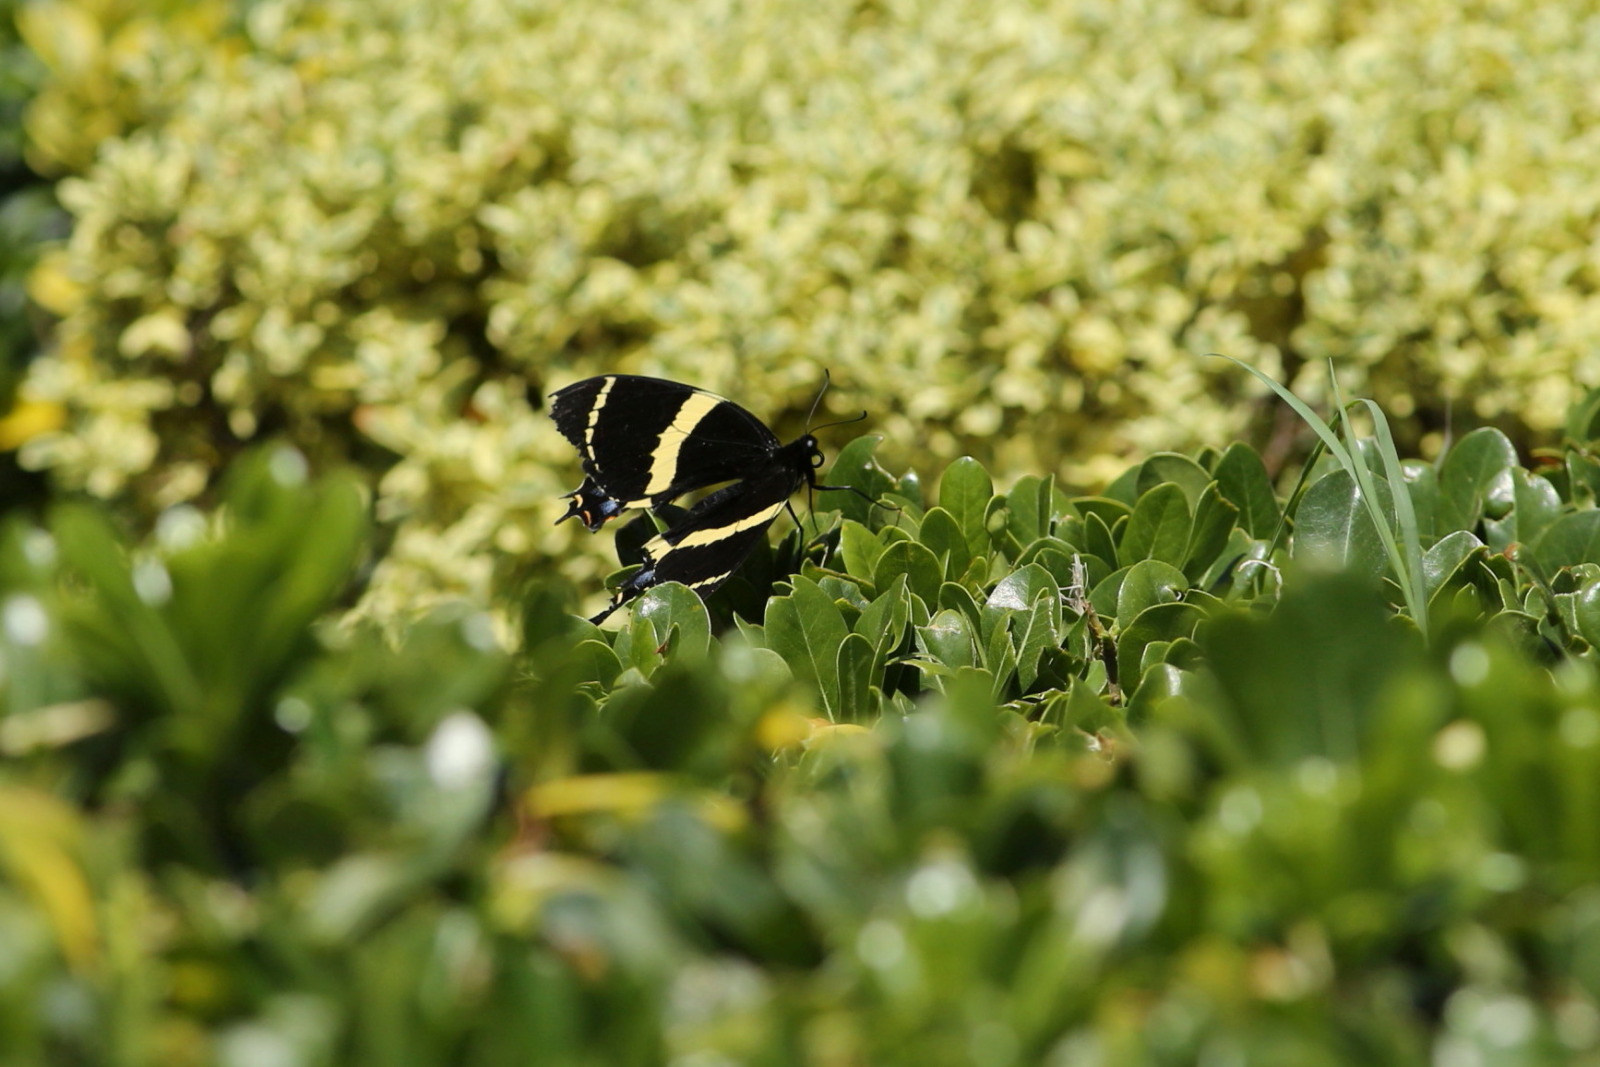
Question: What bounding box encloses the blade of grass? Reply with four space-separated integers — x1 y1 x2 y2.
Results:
1209 354 1355 472
1356 398 1428 633
1326 372 1423 630
1212 352 1430 638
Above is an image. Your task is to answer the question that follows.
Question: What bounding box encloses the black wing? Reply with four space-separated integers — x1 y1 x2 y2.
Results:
550 375 780 530
589 458 809 623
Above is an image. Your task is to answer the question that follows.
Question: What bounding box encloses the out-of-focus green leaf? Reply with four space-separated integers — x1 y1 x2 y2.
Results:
1201 573 1423 764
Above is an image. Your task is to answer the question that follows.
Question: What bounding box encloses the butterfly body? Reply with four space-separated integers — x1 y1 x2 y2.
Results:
549 374 828 622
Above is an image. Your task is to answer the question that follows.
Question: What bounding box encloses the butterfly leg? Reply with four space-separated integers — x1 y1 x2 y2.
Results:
587 563 656 625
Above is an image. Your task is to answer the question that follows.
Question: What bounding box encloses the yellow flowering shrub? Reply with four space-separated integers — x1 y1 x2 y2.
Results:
14 0 1600 618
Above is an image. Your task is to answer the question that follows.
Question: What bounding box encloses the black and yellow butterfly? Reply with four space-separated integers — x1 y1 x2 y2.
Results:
550 374 862 623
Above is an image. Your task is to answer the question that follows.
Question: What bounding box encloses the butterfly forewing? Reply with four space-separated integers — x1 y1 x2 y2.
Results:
550 375 779 528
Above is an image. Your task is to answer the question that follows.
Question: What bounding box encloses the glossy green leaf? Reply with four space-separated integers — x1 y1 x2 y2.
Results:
621 611 666 677
1020 543 1080 590
1198 526 1260 591
1126 662 1202 725
1214 442 1280 539
873 539 943 607
1483 468 1563 552
1401 460 1439 541
1532 511 1600 576
1115 603 1203 699
764 575 848 717
856 574 910 668
1119 482 1191 568
917 608 977 670
633 583 711 661
1183 484 1238 581
983 629 1018 702
1421 530 1486 599
1437 427 1518 533
918 507 972 580
984 563 1058 617
1577 581 1600 648
1116 560 1189 630
1012 594 1060 691
939 457 995 559
835 632 877 722
567 639 623 690
1292 469 1391 579
1073 497 1132 528
1136 453 1212 509
838 519 886 582
1088 566 1128 621
939 581 984 634
825 435 898 525
1083 510 1119 570
1006 474 1055 544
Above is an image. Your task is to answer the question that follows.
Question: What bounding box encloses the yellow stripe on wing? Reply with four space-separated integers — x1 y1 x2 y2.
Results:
643 391 723 496
643 499 788 557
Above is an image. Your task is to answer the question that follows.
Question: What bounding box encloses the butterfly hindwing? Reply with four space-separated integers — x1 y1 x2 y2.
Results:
551 375 779 530
591 437 820 623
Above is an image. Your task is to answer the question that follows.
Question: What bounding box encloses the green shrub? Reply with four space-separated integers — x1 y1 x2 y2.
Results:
11 0 1600 620
0 0 62 511
6 378 1600 1062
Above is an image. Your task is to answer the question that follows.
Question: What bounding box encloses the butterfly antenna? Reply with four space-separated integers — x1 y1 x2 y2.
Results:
811 410 869 434
804 369 831 430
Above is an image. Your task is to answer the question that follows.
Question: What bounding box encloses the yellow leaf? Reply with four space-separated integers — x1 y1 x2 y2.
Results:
526 772 668 817
0 786 99 971
0 400 68 451
15 2 104 80
26 251 83 317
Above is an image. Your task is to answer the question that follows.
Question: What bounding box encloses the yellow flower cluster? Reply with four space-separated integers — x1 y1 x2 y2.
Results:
15 0 1600 619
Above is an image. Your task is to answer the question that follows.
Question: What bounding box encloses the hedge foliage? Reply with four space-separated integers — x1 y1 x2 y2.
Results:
10 0 1600 620
0 0 54 410
7 382 1600 1063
